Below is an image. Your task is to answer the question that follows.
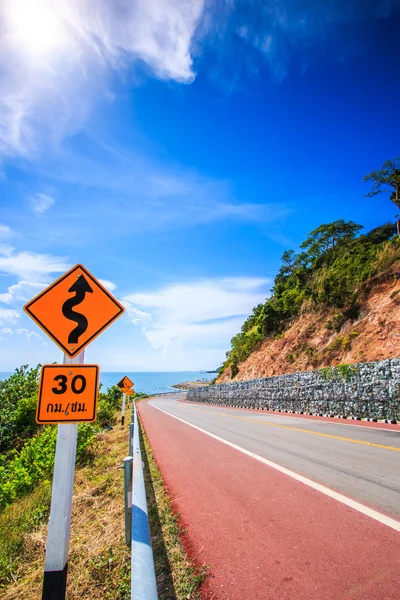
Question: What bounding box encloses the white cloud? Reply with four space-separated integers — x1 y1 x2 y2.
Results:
0 244 14 257
0 280 47 304
0 0 205 157
220 277 273 291
99 279 117 292
0 307 20 324
122 301 152 325
40 142 290 236
0 224 13 239
15 328 42 341
123 276 270 351
0 248 69 281
30 193 55 213
1 0 395 158
1 328 13 334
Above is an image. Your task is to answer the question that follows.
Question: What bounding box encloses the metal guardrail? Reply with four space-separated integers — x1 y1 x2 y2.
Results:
124 403 158 600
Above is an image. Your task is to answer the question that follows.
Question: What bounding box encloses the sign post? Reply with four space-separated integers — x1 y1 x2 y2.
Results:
42 351 84 600
125 388 134 409
24 264 125 600
121 392 126 426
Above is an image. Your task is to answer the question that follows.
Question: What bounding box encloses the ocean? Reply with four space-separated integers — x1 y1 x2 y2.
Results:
99 371 215 394
0 371 216 395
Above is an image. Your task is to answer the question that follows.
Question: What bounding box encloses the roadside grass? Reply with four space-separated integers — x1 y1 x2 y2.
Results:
1 417 130 600
0 481 52 587
1 402 207 600
139 413 208 600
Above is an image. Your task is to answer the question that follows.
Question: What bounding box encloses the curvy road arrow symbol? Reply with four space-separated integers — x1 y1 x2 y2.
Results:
62 275 93 344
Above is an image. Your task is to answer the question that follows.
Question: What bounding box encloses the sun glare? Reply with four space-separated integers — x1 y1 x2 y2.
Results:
6 0 66 58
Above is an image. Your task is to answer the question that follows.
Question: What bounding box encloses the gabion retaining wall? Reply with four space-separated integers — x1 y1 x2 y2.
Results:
187 359 400 422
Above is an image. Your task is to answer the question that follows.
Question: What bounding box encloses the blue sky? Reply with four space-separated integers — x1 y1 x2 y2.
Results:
0 0 399 371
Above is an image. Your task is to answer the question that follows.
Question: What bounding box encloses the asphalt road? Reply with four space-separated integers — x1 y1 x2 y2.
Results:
149 394 400 518
140 395 400 600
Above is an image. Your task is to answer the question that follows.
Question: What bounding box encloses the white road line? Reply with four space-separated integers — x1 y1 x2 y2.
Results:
148 399 400 533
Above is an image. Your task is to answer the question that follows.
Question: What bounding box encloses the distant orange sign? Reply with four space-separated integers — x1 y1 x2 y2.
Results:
125 389 134 396
117 376 133 391
24 264 124 358
37 365 99 424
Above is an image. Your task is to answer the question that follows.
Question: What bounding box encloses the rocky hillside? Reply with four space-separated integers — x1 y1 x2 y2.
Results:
218 221 400 383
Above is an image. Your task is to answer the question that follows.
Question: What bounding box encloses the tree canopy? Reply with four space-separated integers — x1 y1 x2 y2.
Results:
364 157 400 208
300 220 363 262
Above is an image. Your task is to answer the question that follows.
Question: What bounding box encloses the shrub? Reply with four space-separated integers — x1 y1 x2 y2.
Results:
97 395 118 429
0 371 125 511
0 365 41 453
374 237 400 272
0 422 97 510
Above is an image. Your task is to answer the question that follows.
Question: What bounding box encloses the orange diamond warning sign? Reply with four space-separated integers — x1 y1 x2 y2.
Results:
37 364 99 424
24 264 124 358
117 376 133 391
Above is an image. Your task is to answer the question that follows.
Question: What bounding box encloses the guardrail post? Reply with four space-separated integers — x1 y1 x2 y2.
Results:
129 423 134 457
131 404 158 600
124 456 133 546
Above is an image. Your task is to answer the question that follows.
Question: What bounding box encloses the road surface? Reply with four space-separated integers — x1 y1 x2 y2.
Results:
139 394 400 600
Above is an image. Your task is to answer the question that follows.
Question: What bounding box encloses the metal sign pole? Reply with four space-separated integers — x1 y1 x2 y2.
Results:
121 392 126 426
42 350 85 600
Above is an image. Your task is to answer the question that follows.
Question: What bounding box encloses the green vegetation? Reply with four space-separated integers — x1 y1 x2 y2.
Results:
223 218 399 376
133 391 148 400
327 331 359 352
364 155 400 209
319 364 359 382
0 366 127 591
0 367 123 512
1 389 204 599
0 481 52 590
0 366 124 588
1 417 131 598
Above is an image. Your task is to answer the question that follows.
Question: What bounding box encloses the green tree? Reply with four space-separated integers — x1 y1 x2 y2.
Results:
275 250 296 282
300 220 363 262
364 157 400 208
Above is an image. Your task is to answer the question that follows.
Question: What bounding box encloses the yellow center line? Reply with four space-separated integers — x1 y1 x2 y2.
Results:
172 403 400 453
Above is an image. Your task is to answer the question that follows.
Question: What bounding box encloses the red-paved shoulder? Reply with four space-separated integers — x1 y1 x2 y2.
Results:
178 398 400 431
139 399 400 600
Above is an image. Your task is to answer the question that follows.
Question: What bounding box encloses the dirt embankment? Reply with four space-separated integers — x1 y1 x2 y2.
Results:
218 267 400 383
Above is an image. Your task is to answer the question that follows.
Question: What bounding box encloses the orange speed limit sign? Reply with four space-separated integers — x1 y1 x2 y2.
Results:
37 365 99 424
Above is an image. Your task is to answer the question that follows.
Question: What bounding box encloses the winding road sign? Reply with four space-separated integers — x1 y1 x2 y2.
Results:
24 264 124 357
37 364 99 424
